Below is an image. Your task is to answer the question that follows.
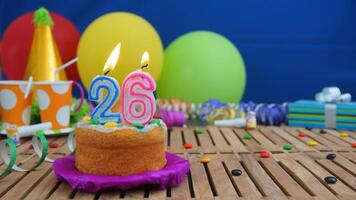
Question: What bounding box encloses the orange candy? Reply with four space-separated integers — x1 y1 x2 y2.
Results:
183 143 193 149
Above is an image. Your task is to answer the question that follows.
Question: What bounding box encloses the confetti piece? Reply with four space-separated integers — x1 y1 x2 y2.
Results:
352 143 356 148
195 130 204 134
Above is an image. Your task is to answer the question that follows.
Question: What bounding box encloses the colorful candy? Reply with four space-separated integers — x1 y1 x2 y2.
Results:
326 153 336 160
104 121 118 128
324 176 337 184
308 140 318 146
298 131 306 137
260 151 270 158
183 143 193 149
243 134 253 139
200 156 211 163
231 169 242 176
82 116 91 121
49 143 59 148
283 144 293 150
339 132 348 137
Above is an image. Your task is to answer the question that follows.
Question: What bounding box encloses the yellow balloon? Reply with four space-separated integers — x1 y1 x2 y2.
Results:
77 12 164 94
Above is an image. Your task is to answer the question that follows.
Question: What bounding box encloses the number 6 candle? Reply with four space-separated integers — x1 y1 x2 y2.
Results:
122 52 156 125
88 43 121 124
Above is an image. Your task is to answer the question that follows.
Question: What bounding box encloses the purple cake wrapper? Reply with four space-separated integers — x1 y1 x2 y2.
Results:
52 152 190 192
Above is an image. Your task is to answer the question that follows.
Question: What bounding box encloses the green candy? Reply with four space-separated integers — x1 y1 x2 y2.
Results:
243 134 252 139
150 119 162 128
132 123 145 129
89 119 99 125
194 130 204 134
283 144 293 150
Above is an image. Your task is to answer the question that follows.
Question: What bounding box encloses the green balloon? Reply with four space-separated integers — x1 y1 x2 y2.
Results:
157 31 246 103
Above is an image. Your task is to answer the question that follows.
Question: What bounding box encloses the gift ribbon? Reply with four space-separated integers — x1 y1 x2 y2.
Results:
0 132 48 176
199 99 228 122
72 81 85 112
315 87 352 128
315 86 351 103
240 101 288 126
0 139 17 177
67 131 75 154
207 108 236 125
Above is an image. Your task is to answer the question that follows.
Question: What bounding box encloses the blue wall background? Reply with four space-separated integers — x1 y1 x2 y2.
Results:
1 0 356 103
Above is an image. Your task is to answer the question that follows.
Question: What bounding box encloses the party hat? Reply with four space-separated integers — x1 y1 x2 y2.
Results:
24 7 67 81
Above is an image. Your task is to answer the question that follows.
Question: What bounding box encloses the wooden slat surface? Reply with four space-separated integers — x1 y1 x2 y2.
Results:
0 126 355 199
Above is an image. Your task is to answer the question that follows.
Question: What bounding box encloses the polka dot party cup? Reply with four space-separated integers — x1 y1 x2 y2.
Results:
34 81 76 130
0 81 33 127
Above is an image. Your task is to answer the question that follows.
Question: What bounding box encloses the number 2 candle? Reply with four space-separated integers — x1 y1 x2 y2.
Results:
88 43 121 124
122 52 156 125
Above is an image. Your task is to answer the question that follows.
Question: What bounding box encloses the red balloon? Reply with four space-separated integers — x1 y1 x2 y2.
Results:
1 12 80 81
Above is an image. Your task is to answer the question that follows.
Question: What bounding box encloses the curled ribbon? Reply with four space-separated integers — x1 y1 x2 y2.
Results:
156 99 201 117
159 109 186 127
240 101 288 126
0 132 49 177
207 108 236 125
199 99 228 122
315 87 351 103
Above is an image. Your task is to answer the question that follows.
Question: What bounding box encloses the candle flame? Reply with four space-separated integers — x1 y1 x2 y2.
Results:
103 43 121 75
140 51 149 69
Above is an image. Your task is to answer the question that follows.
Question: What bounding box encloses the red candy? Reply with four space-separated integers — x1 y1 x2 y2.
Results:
260 151 270 158
153 114 161 119
298 131 306 137
49 143 59 148
352 143 356 148
183 143 193 149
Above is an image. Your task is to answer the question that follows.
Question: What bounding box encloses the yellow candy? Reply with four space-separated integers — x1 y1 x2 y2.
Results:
82 116 91 121
308 140 318 147
200 156 211 164
339 132 348 137
104 122 118 128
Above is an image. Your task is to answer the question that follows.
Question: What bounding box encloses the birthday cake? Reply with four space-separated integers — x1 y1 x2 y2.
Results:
75 119 167 176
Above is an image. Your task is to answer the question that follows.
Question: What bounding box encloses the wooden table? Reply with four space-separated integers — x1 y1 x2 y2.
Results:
0 126 355 199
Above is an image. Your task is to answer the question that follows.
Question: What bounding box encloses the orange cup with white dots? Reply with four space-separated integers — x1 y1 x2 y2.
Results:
0 81 33 128
34 81 74 130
